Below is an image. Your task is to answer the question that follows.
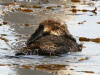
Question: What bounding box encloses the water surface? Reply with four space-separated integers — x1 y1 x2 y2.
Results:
0 0 100 75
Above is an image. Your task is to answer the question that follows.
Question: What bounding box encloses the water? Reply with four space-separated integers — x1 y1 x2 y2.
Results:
0 0 100 75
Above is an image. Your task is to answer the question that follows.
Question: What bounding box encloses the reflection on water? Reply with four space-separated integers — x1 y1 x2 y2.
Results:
0 0 100 75
16 68 51 75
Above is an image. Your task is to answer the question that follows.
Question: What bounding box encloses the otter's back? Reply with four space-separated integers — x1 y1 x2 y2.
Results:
31 35 81 55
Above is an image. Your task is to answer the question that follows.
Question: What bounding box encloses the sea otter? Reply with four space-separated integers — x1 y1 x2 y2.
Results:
16 20 82 56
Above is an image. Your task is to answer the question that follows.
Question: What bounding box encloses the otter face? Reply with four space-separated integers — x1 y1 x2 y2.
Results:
41 20 67 36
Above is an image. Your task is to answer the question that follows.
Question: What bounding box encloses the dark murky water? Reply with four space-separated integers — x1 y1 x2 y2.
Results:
0 0 100 75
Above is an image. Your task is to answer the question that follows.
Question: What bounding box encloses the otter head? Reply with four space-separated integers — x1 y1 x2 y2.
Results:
40 20 69 36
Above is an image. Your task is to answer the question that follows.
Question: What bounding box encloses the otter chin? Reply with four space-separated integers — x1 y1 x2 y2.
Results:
15 20 82 56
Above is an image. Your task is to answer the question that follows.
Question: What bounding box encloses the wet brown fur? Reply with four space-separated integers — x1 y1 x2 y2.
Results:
16 20 82 56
